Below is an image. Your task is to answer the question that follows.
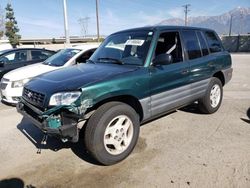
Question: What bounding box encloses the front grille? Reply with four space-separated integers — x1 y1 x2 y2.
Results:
0 83 7 90
23 103 43 123
23 87 45 107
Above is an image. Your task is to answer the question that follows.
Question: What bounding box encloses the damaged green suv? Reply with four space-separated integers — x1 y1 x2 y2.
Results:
17 26 232 165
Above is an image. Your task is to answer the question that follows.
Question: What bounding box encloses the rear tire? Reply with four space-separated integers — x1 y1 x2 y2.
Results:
84 101 140 165
198 77 223 114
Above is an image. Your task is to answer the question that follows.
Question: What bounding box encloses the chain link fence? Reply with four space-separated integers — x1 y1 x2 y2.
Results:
221 35 250 52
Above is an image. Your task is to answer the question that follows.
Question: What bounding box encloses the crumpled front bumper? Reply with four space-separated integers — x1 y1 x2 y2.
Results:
16 99 80 142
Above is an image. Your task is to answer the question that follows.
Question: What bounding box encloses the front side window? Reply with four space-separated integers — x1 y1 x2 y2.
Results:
0 50 27 64
154 31 183 63
43 49 81 66
76 49 96 64
204 31 223 53
90 31 153 66
182 30 202 60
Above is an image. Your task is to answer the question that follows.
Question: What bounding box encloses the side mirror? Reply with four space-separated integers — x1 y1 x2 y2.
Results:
153 54 173 66
0 61 4 67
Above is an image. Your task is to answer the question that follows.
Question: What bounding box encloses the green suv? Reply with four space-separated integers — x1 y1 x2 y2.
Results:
17 26 233 165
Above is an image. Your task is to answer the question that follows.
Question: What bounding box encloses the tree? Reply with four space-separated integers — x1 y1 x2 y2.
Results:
5 3 21 47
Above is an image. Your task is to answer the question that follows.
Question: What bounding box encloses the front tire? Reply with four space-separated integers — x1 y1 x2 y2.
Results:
199 77 223 114
84 102 140 165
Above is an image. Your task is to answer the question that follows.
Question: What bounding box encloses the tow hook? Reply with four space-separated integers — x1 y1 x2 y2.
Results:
37 134 48 154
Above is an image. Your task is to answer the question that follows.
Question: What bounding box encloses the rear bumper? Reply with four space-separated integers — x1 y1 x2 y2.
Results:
16 100 79 142
222 67 233 85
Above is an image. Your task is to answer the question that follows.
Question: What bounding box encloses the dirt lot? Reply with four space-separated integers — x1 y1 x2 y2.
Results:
0 54 250 188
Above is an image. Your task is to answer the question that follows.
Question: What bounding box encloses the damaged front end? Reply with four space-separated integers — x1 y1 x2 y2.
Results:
16 96 94 143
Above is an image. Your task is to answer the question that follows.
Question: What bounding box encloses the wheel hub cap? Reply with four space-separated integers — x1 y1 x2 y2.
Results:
210 84 221 108
104 115 134 155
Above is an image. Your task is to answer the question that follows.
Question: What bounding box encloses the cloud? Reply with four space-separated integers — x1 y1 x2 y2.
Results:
168 7 184 19
20 17 62 30
137 11 167 25
18 17 64 38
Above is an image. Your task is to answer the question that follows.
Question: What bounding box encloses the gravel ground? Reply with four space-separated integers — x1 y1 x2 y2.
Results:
0 54 249 188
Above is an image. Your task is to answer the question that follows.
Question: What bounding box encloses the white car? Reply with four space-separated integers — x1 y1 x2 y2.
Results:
0 43 99 104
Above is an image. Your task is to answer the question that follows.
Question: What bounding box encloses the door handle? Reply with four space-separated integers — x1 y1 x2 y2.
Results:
181 69 189 75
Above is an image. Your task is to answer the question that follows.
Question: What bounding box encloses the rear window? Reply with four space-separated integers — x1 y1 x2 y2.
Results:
182 30 202 60
204 31 223 53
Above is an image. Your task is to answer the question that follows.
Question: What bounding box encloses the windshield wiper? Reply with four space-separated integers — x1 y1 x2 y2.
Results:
98 57 124 65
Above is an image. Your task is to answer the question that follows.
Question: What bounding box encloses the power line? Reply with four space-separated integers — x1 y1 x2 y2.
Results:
182 4 191 26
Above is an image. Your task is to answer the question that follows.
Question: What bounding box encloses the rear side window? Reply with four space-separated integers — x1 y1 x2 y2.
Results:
31 50 54 60
197 31 209 56
182 30 202 60
204 31 223 53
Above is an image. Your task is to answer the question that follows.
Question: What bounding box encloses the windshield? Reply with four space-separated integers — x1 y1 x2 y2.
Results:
43 48 81 66
90 31 153 66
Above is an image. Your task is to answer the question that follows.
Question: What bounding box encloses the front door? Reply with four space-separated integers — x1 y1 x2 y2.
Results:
149 31 190 117
0 50 28 78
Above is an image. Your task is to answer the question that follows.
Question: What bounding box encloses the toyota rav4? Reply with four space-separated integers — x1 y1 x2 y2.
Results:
17 26 233 165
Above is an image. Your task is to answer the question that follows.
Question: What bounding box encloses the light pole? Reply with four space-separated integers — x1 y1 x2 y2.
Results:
63 0 70 45
96 0 100 42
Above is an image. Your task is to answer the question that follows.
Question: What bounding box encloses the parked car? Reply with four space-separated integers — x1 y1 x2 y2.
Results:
0 44 99 104
0 48 55 80
17 26 232 165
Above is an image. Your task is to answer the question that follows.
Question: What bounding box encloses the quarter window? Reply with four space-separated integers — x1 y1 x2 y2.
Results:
204 31 222 53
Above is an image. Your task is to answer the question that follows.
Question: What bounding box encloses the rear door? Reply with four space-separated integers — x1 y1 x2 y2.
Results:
30 49 54 64
149 30 191 116
180 30 214 100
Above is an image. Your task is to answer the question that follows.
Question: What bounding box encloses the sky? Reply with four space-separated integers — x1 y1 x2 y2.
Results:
0 0 250 38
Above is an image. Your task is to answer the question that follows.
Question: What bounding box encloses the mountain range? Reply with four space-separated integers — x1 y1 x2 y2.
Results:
158 7 250 35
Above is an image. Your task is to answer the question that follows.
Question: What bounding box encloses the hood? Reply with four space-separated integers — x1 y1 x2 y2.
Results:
25 63 138 96
4 63 60 81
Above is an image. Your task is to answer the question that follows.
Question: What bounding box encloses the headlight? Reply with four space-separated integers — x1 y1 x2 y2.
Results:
49 91 81 106
12 78 30 88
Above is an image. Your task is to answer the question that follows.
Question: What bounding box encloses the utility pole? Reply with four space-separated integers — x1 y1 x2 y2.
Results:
96 0 100 42
78 16 90 38
182 4 191 26
229 14 233 36
63 0 70 45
